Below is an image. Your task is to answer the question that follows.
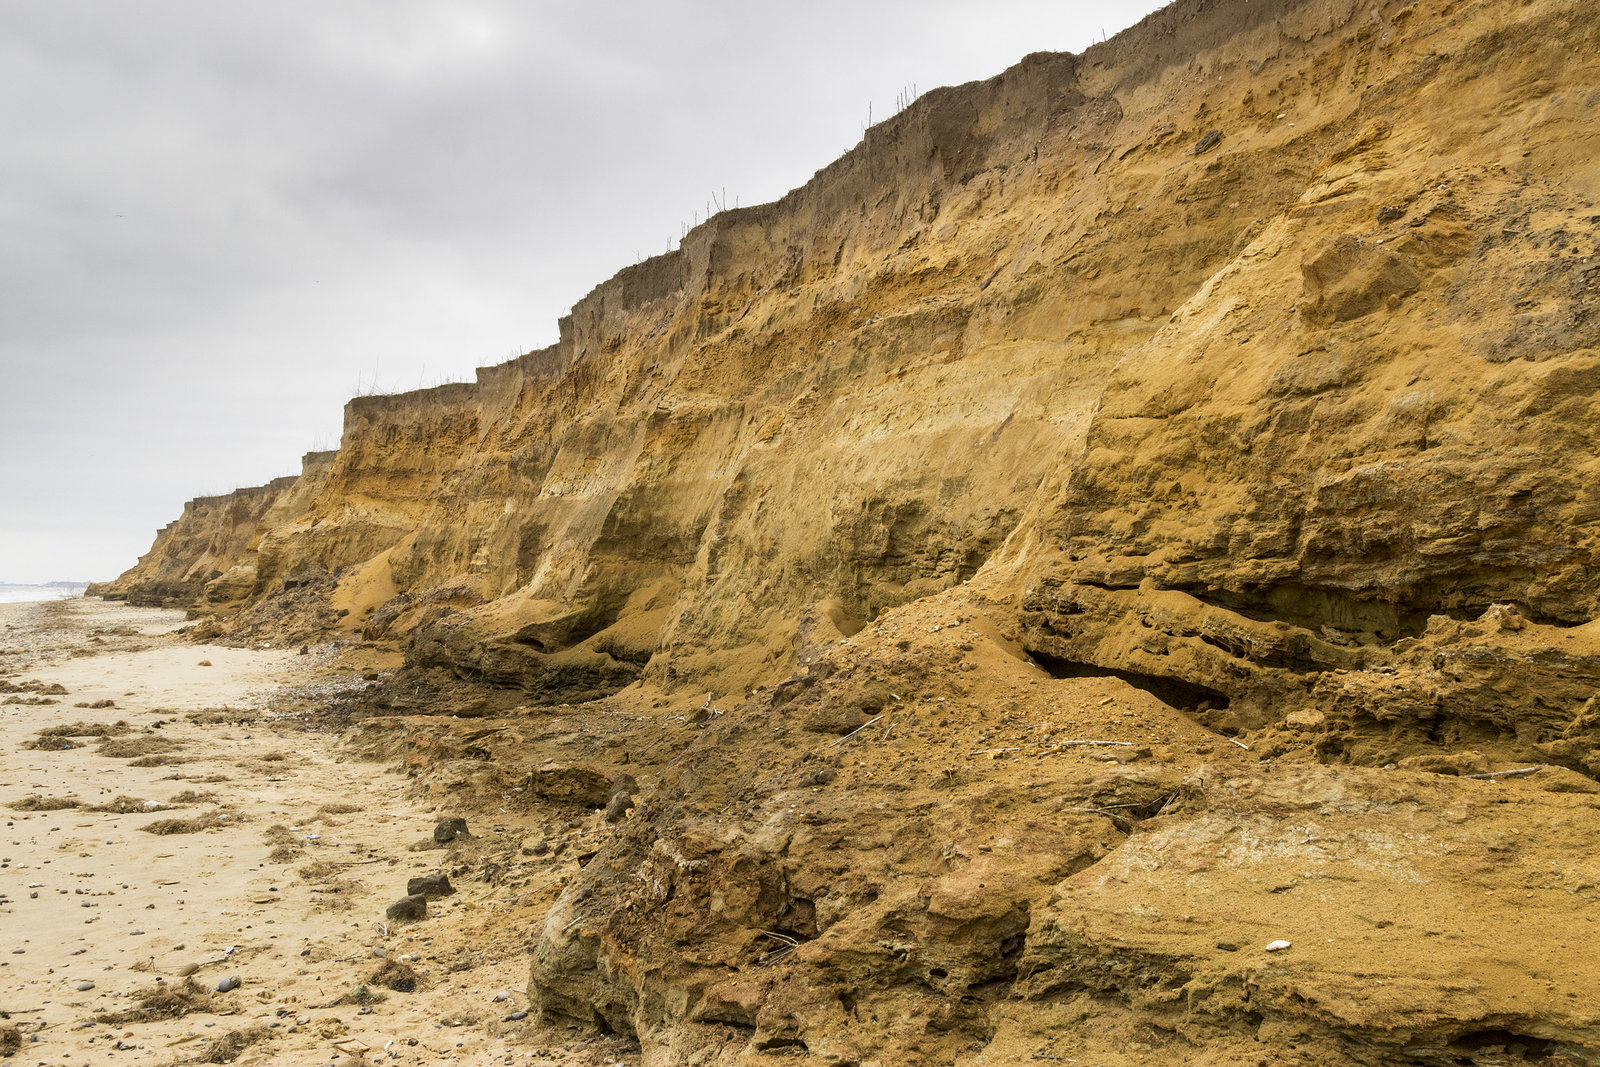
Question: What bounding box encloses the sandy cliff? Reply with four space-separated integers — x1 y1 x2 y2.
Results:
89 450 334 609
99 0 1600 1061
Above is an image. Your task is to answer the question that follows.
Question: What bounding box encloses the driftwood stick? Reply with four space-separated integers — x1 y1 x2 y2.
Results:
827 714 884 748
1227 737 1251 750
1058 740 1134 747
1463 766 1544 780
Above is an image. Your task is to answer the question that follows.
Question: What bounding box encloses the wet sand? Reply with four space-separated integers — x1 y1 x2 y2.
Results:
0 598 634 1067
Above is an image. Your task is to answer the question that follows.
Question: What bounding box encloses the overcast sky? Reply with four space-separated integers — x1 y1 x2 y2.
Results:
0 1 1163 584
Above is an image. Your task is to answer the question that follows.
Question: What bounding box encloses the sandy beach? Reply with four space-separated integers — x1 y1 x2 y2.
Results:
0 598 636 1067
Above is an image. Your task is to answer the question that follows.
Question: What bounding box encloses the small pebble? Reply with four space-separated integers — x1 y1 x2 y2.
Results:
214 975 241 992
1264 940 1292 952
76 980 95 991
492 989 511 1002
505 1011 528 1022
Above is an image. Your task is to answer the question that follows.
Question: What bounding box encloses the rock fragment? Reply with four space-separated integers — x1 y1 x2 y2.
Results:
604 792 635 824
406 873 454 899
386 894 427 922
433 817 469 844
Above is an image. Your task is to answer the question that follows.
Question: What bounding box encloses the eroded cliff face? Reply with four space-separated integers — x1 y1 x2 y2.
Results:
175 0 1597 735
105 0 1600 1060
89 451 335 610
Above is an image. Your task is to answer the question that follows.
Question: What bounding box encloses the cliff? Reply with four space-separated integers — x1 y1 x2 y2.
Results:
88 450 335 610
104 0 1600 1061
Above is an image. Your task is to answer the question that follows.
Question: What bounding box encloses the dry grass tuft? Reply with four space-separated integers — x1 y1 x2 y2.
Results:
369 958 424 992
298 859 365 911
187 707 258 726
141 810 237 835
298 859 342 880
129 754 194 768
331 984 386 1006
23 734 78 750
88 795 168 814
318 802 362 815
94 978 222 1023
168 790 216 804
97 735 182 759
237 758 295 776
7 794 79 811
35 720 131 738
199 1025 273 1063
307 879 365 912
23 718 131 749
263 824 305 862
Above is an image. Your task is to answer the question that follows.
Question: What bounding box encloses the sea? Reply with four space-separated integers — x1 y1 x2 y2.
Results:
0 582 90 604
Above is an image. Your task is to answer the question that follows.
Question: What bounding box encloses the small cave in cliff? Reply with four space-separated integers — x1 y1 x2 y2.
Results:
1025 651 1231 713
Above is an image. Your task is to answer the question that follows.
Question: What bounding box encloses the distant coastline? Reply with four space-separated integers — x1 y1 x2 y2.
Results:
0 582 89 604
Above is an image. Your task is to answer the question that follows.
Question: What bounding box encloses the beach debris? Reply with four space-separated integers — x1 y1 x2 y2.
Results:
214 975 241 993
